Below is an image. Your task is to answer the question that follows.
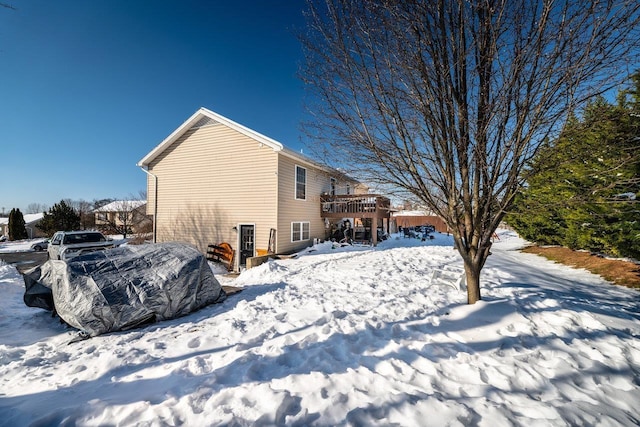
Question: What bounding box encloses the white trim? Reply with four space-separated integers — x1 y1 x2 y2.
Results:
291 221 310 242
236 223 256 267
295 165 307 201
279 147 344 176
136 107 363 191
140 167 158 243
137 107 284 167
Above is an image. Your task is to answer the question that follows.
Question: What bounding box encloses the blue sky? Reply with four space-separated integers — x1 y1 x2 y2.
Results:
0 0 308 213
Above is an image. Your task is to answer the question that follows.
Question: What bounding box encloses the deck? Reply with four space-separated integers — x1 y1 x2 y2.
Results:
320 194 391 246
320 194 391 219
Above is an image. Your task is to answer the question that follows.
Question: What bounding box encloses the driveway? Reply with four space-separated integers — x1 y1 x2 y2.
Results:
0 251 48 273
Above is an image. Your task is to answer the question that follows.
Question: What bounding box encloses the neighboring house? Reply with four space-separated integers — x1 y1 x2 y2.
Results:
94 200 152 235
137 107 391 270
0 213 46 239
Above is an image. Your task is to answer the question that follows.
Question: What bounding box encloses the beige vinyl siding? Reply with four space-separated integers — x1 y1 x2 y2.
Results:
148 123 279 257
354 182 369 194
276 154 333 253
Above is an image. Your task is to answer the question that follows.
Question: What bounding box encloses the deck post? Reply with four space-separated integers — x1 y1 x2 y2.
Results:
372 198 379 246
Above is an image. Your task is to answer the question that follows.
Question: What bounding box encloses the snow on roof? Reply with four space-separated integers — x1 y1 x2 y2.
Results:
392 209 437 216
0 213 43 225
93 200 146 212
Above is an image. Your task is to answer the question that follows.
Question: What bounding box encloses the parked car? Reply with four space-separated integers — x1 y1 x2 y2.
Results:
24 242 226 336
31 240 49 251
420 225 436 234
47 231 115 261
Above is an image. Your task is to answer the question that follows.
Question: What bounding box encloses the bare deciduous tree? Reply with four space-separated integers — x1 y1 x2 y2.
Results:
94 197 150 239
62 199 95 230
25 203 48 215
301 0 640 304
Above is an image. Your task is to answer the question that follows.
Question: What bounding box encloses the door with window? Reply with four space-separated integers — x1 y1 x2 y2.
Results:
239 224 255 267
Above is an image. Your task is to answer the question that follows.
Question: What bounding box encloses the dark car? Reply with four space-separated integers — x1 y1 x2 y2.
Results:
31 240 49 252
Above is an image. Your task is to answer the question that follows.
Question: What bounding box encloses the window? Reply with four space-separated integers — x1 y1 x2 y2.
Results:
63 232 105 244
96 212 107 221
295 165 306 200
291 221 310 242
330 178 336 196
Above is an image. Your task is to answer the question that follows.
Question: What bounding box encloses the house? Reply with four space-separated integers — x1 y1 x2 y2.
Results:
93 200 152 236
137 107 391 270
0 213 46 239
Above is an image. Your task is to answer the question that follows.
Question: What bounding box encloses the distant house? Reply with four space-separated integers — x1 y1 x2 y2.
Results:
94 200 152 236
0 213 46 239
137 107 391 270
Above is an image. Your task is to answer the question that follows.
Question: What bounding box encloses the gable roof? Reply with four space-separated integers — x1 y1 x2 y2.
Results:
93 200 146 213
0 213 43 226
137 107 361 186
137 107 285 168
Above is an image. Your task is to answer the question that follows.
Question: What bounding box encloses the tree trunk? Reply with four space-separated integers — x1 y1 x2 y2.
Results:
463 260 482 305
456 234 492 305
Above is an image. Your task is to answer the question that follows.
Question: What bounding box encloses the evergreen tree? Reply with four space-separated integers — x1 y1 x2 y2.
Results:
37 200 81 236
8 208 28 241
507 74 640 259
7 209 14 238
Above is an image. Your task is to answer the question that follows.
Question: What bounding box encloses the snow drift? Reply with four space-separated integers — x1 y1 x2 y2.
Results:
22 242 226 336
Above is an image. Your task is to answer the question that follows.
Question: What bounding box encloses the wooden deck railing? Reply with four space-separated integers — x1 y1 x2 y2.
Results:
320 194 391 219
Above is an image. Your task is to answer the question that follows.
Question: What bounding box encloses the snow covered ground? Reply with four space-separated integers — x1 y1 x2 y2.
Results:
0 239 46 253
1 231 639 426
0 235 127 254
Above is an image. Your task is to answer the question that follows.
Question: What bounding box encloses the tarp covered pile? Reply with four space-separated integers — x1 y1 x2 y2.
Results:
23 242 226 336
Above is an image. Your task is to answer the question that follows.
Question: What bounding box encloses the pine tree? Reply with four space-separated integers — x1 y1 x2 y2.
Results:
8 208 28 241
37 200 81 236
7 209 15 240
507 74 640 259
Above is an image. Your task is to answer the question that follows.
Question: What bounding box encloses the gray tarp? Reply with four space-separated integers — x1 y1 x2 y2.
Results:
23 242 226 336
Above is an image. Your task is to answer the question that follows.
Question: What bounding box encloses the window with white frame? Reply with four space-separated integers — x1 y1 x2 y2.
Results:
295 165 306 200
291 221 310 242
